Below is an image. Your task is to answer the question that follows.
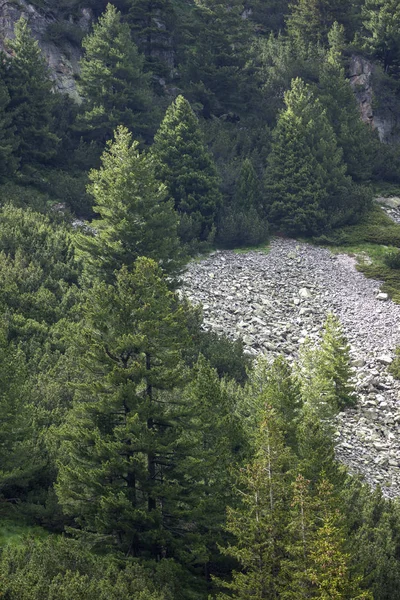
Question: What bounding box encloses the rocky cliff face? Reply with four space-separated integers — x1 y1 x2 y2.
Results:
0 0 92 101
349 54 399 143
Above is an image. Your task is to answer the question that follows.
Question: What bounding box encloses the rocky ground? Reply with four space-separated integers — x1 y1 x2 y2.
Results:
183 237 400 497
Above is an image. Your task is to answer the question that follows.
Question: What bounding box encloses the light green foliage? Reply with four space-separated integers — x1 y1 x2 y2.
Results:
0 204 78 352
78 4 153 142
265 78 354 235
307 480 372 599
363 0 400 73
153 95 222 245
75 126 183 283
216 404 294 599
2 17 60 167
56 259 191 555
0 536 179 599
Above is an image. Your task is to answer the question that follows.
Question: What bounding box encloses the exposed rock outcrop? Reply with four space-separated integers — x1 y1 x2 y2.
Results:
0 0 92 100
183 238 400 497
349 54 399 143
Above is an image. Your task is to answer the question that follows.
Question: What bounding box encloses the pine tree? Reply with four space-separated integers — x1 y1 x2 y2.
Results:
182 0 251 118
363 0 400 74
318 313 355 411
216 404 294 599
307 480 372 599
264 77 352 235
0 329 42 506
0 77 18 180
218 158 269 249
152 95 222 244
287 0 356 46
75 126 184 283
2 17 60 167
56 259 191 556
78 4 153 143
318 24 376 182
127 0 176 82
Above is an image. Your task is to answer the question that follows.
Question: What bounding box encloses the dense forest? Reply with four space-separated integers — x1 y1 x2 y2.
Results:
3 0 400 598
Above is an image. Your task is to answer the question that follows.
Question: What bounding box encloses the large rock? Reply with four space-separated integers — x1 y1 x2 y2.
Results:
0 0 92 100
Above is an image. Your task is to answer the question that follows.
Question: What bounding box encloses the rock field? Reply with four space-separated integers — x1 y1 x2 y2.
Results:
183 237 400 497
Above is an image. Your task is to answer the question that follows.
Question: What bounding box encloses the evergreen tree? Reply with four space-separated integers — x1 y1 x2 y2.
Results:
264 78 354 235
363 0 400 74
306 480 372 599
217 158 269 249
287 0 357 46
56 259 192 556
2 17 60 167
78 4 153 143
0 78 18 179
181 0 251 118
153 95 222 245
216 404 294 599
318 24 376 182
318 313 355 411
75 126 183 283
0 329 42 506
127 0 176 83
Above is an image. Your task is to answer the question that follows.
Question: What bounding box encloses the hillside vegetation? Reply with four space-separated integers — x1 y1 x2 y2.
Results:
3 1 400 598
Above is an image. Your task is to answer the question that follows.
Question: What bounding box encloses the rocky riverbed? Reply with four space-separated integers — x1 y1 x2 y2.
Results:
183 238 400 497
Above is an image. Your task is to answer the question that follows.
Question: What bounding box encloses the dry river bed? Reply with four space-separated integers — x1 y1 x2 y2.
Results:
183 237 400 497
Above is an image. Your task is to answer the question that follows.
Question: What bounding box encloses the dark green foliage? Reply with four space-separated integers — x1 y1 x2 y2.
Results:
2 18 60 167
363 0 400 74
186 328 251 384
127 0 177 83
384 247 400 269
181 0 251 118
287 0 358 46
217 158 270 249
78 4 154 143
318 28 377 182
265 78 357 235
56 259 192 556
75 126 183 283
0 78 18 179
153 95 222 245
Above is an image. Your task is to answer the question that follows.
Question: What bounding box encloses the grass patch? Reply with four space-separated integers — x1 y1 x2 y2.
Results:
0 519 49 548
313 205 400 303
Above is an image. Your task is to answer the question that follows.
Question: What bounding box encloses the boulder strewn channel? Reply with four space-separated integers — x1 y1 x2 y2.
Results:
183 238 400 497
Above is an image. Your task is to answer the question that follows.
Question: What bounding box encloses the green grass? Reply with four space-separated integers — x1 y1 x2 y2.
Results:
313 205 400 304
0 519 49 548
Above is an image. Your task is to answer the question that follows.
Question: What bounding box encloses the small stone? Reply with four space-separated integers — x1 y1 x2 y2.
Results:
377 355 393 366
299 287 312 299
376 292 389 301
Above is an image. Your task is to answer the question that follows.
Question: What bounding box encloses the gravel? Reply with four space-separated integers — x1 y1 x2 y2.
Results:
183 237 400 497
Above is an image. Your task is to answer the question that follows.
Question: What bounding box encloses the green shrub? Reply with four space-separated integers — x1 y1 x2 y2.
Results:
389 348 400 380
384 248 400 269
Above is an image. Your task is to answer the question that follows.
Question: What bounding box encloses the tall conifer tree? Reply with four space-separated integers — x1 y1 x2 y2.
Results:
75 126 183 283
78 4 153 142
56 259 191 556
3 17 60 167
153 95 222 244
265 78 354 235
